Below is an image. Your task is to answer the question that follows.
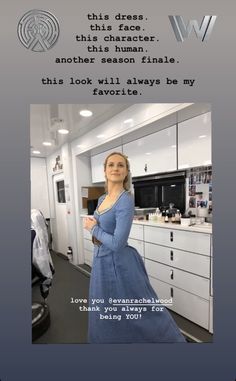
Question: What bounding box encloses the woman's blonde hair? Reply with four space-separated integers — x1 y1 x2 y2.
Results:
104 152 131 191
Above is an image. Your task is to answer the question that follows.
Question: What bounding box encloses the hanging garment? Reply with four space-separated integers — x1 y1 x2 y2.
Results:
31 209 54 298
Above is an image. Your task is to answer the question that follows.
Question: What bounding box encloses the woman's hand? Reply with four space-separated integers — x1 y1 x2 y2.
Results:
83 216 97 231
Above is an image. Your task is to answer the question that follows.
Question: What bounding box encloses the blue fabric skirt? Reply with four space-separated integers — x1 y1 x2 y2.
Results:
88 244 186 343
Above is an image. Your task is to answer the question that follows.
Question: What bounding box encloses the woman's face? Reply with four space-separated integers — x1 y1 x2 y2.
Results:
105 154 128 185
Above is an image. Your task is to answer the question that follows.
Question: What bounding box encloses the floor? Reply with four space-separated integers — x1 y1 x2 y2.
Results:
32 251 213 344
32 252 89 343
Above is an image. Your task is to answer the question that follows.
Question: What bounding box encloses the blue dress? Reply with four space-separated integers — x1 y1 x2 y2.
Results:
88 190 186 343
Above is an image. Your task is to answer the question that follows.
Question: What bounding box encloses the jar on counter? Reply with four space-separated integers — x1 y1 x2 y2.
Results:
180 217 190 226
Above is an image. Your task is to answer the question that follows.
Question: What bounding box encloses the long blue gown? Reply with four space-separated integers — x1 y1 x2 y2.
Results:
88 190 186 343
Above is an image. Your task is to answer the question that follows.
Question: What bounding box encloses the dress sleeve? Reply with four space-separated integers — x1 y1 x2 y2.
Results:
91 193 134 252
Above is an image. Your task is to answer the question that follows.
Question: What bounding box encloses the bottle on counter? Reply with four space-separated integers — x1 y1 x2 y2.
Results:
164 213 169 223
171 213 176 223
166 209 172 223
162 210 166 223
157 209 162 223
175 210 181 224
149 213 155 221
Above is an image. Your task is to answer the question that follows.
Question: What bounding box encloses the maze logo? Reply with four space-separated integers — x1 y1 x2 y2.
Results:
169 15 217 42
17 9 60 52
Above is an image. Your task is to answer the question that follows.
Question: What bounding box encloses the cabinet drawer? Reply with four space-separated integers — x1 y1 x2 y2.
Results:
145 259 210 300
129 224 144 240
210 256 213 296
149 277 209 330
83 238 94 252
84 249 93 266
145 242 210 278
128 238 144 256
83 228 91 240
144 226 211 256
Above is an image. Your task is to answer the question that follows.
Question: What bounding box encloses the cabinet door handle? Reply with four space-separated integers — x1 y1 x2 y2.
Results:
144 163 147 172
170 250 174 261
170 270 174 280
170 231 174 242
170 287 174 298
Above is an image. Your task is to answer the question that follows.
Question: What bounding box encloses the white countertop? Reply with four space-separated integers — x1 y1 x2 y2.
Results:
132 220 212 234
81 214 212 234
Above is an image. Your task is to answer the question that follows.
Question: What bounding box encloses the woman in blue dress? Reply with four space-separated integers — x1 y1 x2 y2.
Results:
83 152 186 343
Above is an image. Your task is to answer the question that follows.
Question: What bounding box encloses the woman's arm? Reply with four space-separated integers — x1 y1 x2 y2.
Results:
91 193 134 252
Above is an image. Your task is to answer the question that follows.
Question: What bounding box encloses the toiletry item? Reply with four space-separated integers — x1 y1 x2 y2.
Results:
162 211 166 223
175 210 181 224
157 211 162 223
190 214 196 225
197 207 208 218
180 217 190 226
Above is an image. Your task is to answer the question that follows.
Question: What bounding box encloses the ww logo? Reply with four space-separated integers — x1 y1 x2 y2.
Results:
169 15 217 42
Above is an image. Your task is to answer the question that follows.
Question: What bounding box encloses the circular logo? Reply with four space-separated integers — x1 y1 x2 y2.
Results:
17 9 60 52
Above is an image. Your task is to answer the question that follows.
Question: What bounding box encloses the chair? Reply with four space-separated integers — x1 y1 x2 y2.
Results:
31 210 54 341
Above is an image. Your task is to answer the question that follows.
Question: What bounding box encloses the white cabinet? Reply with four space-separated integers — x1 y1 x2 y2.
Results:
145 259 210 300
145 242 210 278
128 224 145 260
178 112 211 169
128 238 144 257
132 222 212 331
84 249 93 266
144 226 211 256
210 235 213 296
129 224 144 240
123 126 177 177
209 296 213 333
83 228 91 240
82 228 94 267
91 146 122 183
149 277 209 330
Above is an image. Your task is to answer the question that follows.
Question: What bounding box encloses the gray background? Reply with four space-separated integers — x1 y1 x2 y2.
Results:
0 0 235 380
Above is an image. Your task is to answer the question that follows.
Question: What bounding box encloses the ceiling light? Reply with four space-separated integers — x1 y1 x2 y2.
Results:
77 144 86 148
124 118 133 124
171 145 176 148
79 110 93 117
97 134 106 138
199 135 207 139
32 150 41 154
43 141 52 146
145 152 151 155
58 128 69 134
